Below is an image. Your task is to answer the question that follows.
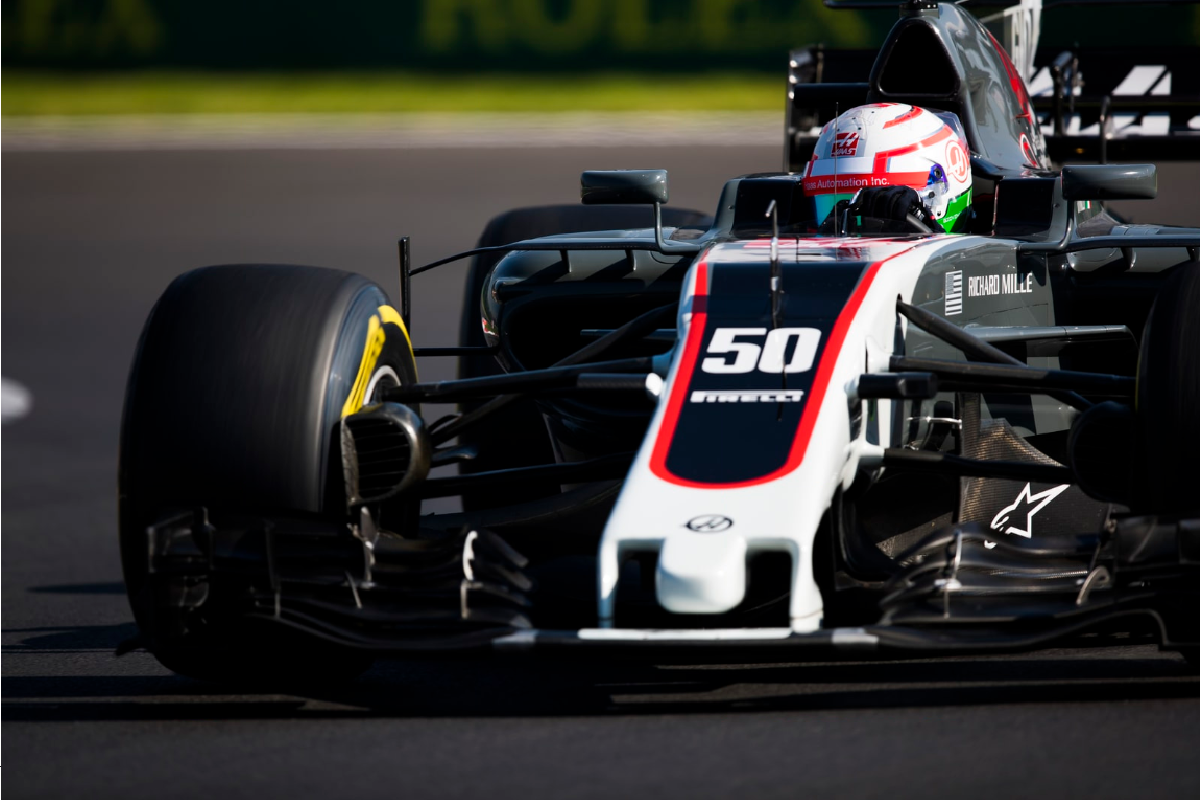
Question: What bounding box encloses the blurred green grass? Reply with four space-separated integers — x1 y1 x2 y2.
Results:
2 71 784 115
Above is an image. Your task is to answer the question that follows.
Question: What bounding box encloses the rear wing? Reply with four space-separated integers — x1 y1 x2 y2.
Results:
1029 46 1200 163
786 43 1200 169
788 1 1200 169
784 46 872 172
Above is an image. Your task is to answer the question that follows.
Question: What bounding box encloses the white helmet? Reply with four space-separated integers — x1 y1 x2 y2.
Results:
802 103 973 233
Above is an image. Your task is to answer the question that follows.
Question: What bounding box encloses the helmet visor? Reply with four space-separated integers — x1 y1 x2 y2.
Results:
812 192 857 226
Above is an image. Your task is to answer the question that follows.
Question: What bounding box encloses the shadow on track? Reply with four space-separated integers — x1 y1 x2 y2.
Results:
5 616 1198 722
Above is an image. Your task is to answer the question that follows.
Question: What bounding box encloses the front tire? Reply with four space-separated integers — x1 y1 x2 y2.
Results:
120 264 417 683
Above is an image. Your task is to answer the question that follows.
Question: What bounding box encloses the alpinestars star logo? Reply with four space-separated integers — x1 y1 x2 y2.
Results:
990 483 1071 538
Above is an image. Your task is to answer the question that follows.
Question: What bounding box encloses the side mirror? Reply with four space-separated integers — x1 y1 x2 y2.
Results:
1061 164 1156 201
581 169 669 205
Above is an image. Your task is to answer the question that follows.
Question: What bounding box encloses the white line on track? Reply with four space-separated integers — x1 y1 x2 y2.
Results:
2 377 32 423
3 112 781 152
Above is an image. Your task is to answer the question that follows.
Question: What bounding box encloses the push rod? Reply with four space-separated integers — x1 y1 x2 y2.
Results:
416 452 634 498
427 303 674 445
890 356 1135 399
879 449 1073 484
382 357 652 404
896 300 1092 409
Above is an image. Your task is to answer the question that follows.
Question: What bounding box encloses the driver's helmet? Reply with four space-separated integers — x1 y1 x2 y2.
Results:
802 103 973 233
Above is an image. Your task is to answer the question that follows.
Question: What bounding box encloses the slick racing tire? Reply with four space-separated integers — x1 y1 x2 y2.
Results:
1133 264 1200 515
457 204 711 512
119 264 417 684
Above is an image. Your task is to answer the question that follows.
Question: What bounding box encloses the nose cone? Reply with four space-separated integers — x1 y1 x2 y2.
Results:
655 532 747 613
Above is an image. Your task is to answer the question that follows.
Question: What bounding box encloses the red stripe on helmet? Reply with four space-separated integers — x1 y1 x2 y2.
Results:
883 105 922 128
873 124 954 169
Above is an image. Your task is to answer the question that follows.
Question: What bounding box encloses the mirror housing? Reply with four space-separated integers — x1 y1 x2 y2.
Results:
1061 164 1157 201
581 169 669 205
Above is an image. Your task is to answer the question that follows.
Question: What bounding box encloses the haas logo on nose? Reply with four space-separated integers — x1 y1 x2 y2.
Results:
686 515 734 533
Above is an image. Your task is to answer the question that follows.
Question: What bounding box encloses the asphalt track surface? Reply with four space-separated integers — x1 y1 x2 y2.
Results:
4 148 1200 799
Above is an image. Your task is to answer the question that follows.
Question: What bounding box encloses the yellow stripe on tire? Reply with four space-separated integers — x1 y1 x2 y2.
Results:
340 305 415 418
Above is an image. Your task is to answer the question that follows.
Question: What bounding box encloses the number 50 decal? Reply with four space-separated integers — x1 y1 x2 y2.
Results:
701 327 822 374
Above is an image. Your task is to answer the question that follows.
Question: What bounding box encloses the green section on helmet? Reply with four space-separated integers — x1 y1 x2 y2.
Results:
937 189 973 233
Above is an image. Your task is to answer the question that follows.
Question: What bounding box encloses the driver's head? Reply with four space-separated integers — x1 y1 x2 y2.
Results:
802 104 973 233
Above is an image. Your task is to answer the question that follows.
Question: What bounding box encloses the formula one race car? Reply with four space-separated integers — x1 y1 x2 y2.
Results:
119 0 1200 681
